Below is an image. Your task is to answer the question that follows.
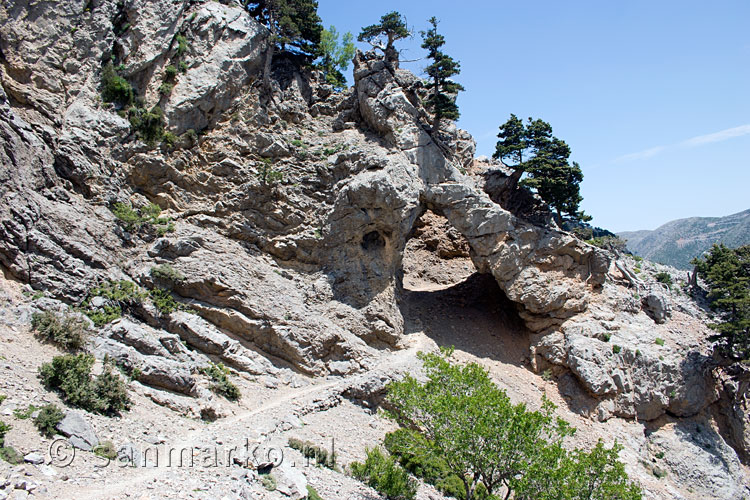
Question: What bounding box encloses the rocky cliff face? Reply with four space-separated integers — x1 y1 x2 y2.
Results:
0 1 747 498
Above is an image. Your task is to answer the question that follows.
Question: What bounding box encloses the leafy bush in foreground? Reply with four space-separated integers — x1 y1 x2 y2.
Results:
39 354 131 415
350 447 417 500
34 404 65 437
200 362 240 401
31 311 88 350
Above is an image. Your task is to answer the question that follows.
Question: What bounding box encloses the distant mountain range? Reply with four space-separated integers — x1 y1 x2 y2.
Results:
618 208 750 269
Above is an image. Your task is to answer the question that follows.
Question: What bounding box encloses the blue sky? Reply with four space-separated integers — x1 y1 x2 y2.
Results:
317 1 750 232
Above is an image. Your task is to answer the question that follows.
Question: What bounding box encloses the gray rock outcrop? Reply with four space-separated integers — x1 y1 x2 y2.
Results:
56 411 99 451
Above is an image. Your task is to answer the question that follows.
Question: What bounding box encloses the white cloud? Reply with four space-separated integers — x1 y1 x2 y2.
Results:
680 124 750 147
613 146 666 163
613 123 750 164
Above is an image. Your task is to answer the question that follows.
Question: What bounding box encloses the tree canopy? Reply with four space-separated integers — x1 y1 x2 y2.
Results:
385 349 641 500
693 244 750 362
358 11 410 68
494 114 589 223
420 17 464 132
243 0 323 90
318 25 355 90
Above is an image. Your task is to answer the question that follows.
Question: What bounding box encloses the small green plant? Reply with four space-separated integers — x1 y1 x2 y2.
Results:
13 404 40 420
0 445 22 464
0 395 6 404
111 202 174 235
655 338 665 346
129 106 165 145
350 447 417 500
175 34 188 57
34 404 65 438
669 390 677 399
257 158 284 185
162 131 178 149
602 333 611 342
288 438 336 469
101 62 134 106
178 61 189 73
149 288 187 315
164 65 178 80
158 83 174 96
654 451 665 459
541 369 553 381
31 311 88 350
200 362 240 401
635 349 641 357
290 139 304 147
306 485 324 500
260 473 276 491
655 272 673 287
39 354 131 415
0 420 10 445
150 264 185 283
82 280 146 326
633 268 642 274
94 440 118 460
612 345 622 354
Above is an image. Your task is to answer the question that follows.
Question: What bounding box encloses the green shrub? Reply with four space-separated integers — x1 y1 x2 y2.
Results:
175 34 188 57
0 446 22 464
158 83 174 96
39 354 131 415
288 438 336 469
655 272 672 286
162 131 178 149
200 362 240 401
350 447 417 500
290 139 304 147
257 158 284 185
101 62 134 106
111 202 174 235
633 255 643 262
655 338 665 346
178 61 189 73
149 288 185 315
602 333 611 342
129 106 165 145
31 311 88 350
164 65 178 80
586 236 627 252
0 420 10 446
13 404 40 420
306 485 324 500
150 264 185 283
34 404 65 438
82 280 146 326
260 473 276 491
0 394 6 404
94 440 117 459
612 345 622 354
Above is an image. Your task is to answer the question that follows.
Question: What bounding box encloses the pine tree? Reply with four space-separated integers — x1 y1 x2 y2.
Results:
243 0 323 90
420 17 464 132
358 11 410 69
318 25 355 90
693 244 750 362
493 115 588 223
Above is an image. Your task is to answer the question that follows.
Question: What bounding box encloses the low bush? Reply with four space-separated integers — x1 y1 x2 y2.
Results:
612 344 622 354
0 420 10 446
94 440 117 460
34 404 65 438
111 202 174 235
164 65 178 80
39 354 131 415
655 272 673 286
288 438 336 469
306 485 324 500
101 62 134 106
150 264 185 283
149 288 187 315
31 311 88 350
655 338 665 346
129 106 165 145
13 404 40 420
158 83 173 96
200 362 240 401
257 158 284 185
260 473 276 491
350 447 417 500
82 280 146 326
0 445 22 464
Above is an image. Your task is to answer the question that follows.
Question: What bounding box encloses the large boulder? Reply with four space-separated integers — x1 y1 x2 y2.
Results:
56 411 99 451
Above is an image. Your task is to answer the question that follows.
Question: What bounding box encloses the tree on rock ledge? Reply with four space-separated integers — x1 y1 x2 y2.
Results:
494 114 590 224
421 17 464 133
358 11 411 69
243 0 323 90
